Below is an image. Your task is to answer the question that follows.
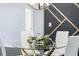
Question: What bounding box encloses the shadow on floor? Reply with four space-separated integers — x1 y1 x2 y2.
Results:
0 47 22 56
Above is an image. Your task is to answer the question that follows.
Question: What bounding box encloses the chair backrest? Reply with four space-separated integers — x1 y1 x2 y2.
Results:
21 31 34 48
55 31 69 48
0 38 6 56
65 36 79 56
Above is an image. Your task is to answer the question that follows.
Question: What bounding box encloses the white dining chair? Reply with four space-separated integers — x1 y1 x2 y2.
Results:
21 31 41 56
51 31 69 56
64 36 79 56
0 38 6 56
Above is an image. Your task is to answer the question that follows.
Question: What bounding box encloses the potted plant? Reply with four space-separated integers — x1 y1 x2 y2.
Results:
21 35 55 56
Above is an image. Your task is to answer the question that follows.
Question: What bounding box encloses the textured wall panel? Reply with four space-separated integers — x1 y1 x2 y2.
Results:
44 3 79 41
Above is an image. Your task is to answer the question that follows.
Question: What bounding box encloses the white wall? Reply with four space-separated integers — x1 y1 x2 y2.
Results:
25 4 34 34
0 3 44 48
0 3 25 47
33 10 44 36
24 4 44 36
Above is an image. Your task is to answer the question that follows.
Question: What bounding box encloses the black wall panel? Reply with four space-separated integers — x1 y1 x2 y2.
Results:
44 3 79 41
53 3 79 28
44 9 60 34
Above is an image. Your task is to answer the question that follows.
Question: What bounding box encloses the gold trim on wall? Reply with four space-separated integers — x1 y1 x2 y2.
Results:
44 3 79 36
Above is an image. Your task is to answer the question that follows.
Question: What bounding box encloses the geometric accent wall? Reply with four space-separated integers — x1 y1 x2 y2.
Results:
44 3 79 41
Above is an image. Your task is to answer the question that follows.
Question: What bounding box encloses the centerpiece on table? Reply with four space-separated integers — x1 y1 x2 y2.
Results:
21 35 56 56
